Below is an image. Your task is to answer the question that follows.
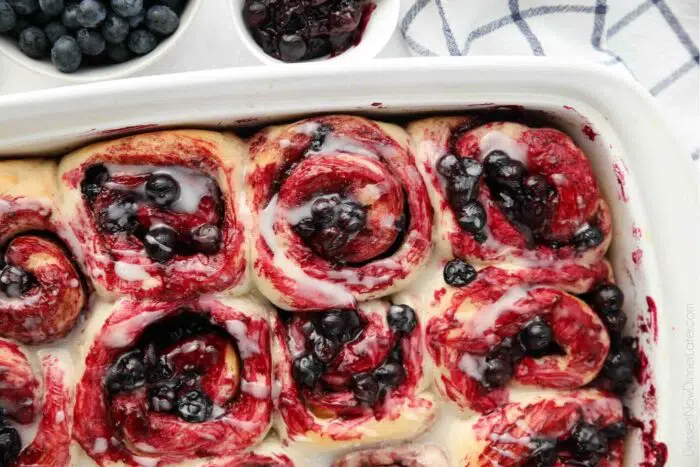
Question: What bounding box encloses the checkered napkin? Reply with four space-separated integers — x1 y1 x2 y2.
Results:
399 0 700 171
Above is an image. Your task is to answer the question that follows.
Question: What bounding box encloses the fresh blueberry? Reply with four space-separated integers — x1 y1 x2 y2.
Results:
126 9 143 27
601 421 628 440
76 28 105 55
243 0 268 28
457 200 486 233
61 3 80 29
292 354 325 389
174 390 212 423
38 0 62 16
145 173 180 206
0 1 16 34
145 5 178 35
144 225 177 262
102 13 129 43
44 20 66 43
189 224 221 255
106 41 131 62
0 266 33 298
98 197 139 233
590 284 624 314
387 304 417 334
279 33 306 62
352 373 379 405
0 426 21 467
105 349 146 393
293 217 317 239
318 310 361 343
127 28 156 54
51 35 81 72
311 334 339 363
443 259 477 287
437 153 463 179
570 422 607 457
81 164 110 200
519 317 554 353
18 26 49 59
374 362 405 388
528 438 557 466
110 0 141 18
149 380 178 412
573 225 604 250
77 0 106 27
8 0 38 15
336 201 366 233
482 356 513 388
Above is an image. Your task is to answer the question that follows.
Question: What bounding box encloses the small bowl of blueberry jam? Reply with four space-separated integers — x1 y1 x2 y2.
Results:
232 0 399 64
0 0 202 81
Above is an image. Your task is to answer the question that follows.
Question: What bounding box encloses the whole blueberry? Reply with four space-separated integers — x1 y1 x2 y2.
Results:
145 5 178 35
144 224 177 262
600 309 627 334
243 0 268 28
292 354 325 389
0 426 20 467
352 373 379 405
387 304 417 334
81 164 109 200
18 26 49 59
373 362 405 388
573 225 604 250
174 390 212 423
126 9 143 27
437 153 463 179
0 1 16 34
483 150 511 177
102 13 129 44
318 310 361 343
461 157 483 177
189 224 221 255
602 341 638 391
457 200 486 233
61 3 80 29
528 438 557 466
149 380 178 412
482 356 513 388
591 284 624 314
51 35 81 72
293 217 317 239
8 0 38 15
0 266 33 298
98 197 139 233
106 41 131 62
77 0 106 27
44 20 67 43
336 201 366 233
111 0 142 18
279 33 306 62
76 28 105 55
570 422 607 456
311 195 340 227
519 317 554 353
443 258 477 287
127 28 157 54
145 173 180 206
105 349 146 393
38 0 62 16
311 334 339 363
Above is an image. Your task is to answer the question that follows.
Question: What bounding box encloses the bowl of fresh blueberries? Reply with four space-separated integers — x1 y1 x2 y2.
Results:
232 0 400 65
0 0 202 80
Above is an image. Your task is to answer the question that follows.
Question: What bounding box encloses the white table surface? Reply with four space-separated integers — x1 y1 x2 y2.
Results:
0 0 408 95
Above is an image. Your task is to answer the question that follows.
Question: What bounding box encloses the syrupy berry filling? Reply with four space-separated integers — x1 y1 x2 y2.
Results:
582 284 639 395
523 419 627 467
0 411 22 467
436 149 604 250
471 317 565 389
287 305 417 414
243 0 376 62
81 163 224 263
105 311 241 427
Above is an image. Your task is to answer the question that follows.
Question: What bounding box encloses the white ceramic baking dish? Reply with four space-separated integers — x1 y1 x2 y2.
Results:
0 57 697 466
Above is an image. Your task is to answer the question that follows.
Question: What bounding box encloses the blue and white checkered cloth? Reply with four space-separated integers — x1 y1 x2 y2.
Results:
399 0 699 170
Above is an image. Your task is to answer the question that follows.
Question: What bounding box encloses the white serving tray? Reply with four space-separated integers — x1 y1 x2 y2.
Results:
0 57 697 465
